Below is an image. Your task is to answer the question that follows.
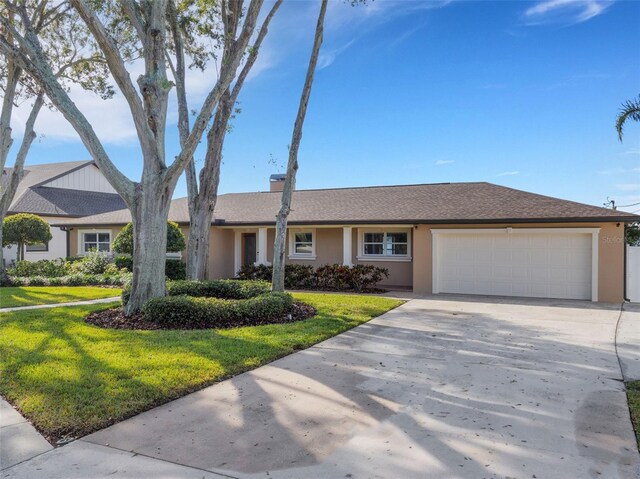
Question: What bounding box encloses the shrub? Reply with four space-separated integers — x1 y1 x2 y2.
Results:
237 264 389 292
165 260 186 280
8 259 68 278
121 279 270 306
114 256 185 280
7 272 131 287
114 256 133 271
69 251 111 275
112 221 186 255
143 292 293 329
167 279 270 299
2 213 52 261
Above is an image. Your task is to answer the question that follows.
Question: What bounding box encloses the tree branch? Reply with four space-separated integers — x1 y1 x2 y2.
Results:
70 0 156 156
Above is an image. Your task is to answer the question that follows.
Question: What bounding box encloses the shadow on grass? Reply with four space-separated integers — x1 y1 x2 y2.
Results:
0 294 400 442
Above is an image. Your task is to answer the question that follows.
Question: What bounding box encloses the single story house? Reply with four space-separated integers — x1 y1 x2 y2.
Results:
52 176 637 303
2 160 126 265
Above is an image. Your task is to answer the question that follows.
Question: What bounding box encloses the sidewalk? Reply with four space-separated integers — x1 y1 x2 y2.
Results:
0 297 120 313
0 399 51 471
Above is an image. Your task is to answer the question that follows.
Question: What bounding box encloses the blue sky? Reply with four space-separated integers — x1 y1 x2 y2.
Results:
10 0 640 213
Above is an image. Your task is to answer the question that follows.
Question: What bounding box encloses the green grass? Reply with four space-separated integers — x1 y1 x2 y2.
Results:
627 381 640 449
0 287 122 308
0 292 401 440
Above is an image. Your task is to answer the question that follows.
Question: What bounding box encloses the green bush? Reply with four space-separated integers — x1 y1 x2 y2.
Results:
121 279 270 306
114 256 185 280
112 221 185 255
68 251 111 275
114 256 133 271
143 292 293 329
165 260 186 280
237 264 389 292
8 259 68 278
2 213 52 261
7 272 131 287
168 279 270 299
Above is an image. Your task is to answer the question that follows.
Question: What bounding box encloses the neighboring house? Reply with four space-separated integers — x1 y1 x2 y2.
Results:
2 160 126 265
53 176 638 303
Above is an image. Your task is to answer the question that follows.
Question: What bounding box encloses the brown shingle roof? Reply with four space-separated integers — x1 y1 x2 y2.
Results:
51 182 638 227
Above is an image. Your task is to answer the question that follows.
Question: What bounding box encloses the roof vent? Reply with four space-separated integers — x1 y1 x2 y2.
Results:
269 174 286 192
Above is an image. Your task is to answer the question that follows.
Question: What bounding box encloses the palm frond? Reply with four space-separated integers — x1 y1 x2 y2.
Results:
616 95 640 141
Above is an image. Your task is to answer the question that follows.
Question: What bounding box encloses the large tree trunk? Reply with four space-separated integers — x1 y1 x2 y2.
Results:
125 182 172 314
184 1 283 280
185 199 214 280
272 0 327 292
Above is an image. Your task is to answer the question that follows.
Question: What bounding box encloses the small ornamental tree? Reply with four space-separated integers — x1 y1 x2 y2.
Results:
113 221 185 255
2 213 52 261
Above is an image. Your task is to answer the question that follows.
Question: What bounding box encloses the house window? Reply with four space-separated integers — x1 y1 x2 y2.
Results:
288 229 316 259
80 231 111 254
358 229 411 261
26 242 49 252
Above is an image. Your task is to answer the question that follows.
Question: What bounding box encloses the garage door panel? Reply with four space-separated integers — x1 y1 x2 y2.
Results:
435 231 593 300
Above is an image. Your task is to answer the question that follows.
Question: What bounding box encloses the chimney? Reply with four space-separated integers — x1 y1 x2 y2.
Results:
269 174 286 192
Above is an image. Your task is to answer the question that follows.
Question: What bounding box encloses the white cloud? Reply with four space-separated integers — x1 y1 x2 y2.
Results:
497 171 520 177
523 0 614 26
435 159 455 165
317 39 355 70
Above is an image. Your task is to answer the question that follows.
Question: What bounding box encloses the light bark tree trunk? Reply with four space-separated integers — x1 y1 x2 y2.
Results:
0 94 43 270
183 0 282 280
272 0 327 292
0 0 264 313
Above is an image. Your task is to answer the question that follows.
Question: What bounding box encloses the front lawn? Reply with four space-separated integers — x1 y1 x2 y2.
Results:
0 286 122 308
627 381 640 448
0 292 401 441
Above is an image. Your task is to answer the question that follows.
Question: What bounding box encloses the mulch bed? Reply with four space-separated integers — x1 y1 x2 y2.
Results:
85 301 316 331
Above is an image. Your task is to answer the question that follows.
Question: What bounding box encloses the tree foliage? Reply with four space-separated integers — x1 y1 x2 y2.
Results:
113 221 186 255
616 95 640 141
628 224 640 246
2 213 52 261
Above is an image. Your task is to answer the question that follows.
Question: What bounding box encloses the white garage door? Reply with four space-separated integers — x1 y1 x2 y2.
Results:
433 229 597 301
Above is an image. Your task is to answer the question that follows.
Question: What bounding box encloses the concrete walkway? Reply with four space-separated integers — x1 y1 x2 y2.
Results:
2 296 640 478
0 296 120 313
0 399 51 470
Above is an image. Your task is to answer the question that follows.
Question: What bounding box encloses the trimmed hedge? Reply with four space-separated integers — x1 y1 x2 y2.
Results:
167 279 270 299
114 256 186 280
5 273 131 287
237 263 389 292
121 279 271 305
143 292 294 329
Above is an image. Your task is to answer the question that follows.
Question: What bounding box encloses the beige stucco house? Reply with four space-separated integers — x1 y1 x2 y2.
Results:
51 176 638 303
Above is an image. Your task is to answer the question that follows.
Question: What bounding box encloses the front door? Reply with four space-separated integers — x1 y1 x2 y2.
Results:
243 233 257 267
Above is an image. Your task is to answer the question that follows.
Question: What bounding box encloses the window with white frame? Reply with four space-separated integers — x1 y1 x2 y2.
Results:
80 231 111 254
359 229 411 260
288 229 316 259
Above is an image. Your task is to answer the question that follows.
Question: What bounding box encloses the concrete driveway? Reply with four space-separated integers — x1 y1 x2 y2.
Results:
3 296 639 478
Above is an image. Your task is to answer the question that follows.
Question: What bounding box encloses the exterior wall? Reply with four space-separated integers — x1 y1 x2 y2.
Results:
208 227 235 279
232 225 412 288
44 164 117 193
351 227 413 288
21 216 69 261
412 222 626 303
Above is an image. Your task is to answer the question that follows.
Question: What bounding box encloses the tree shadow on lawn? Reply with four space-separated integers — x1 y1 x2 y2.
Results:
0 297 391 443
85 301 640 478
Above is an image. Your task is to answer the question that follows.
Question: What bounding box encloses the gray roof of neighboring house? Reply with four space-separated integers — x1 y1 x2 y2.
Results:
51 182 639 227
5 160 126 217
